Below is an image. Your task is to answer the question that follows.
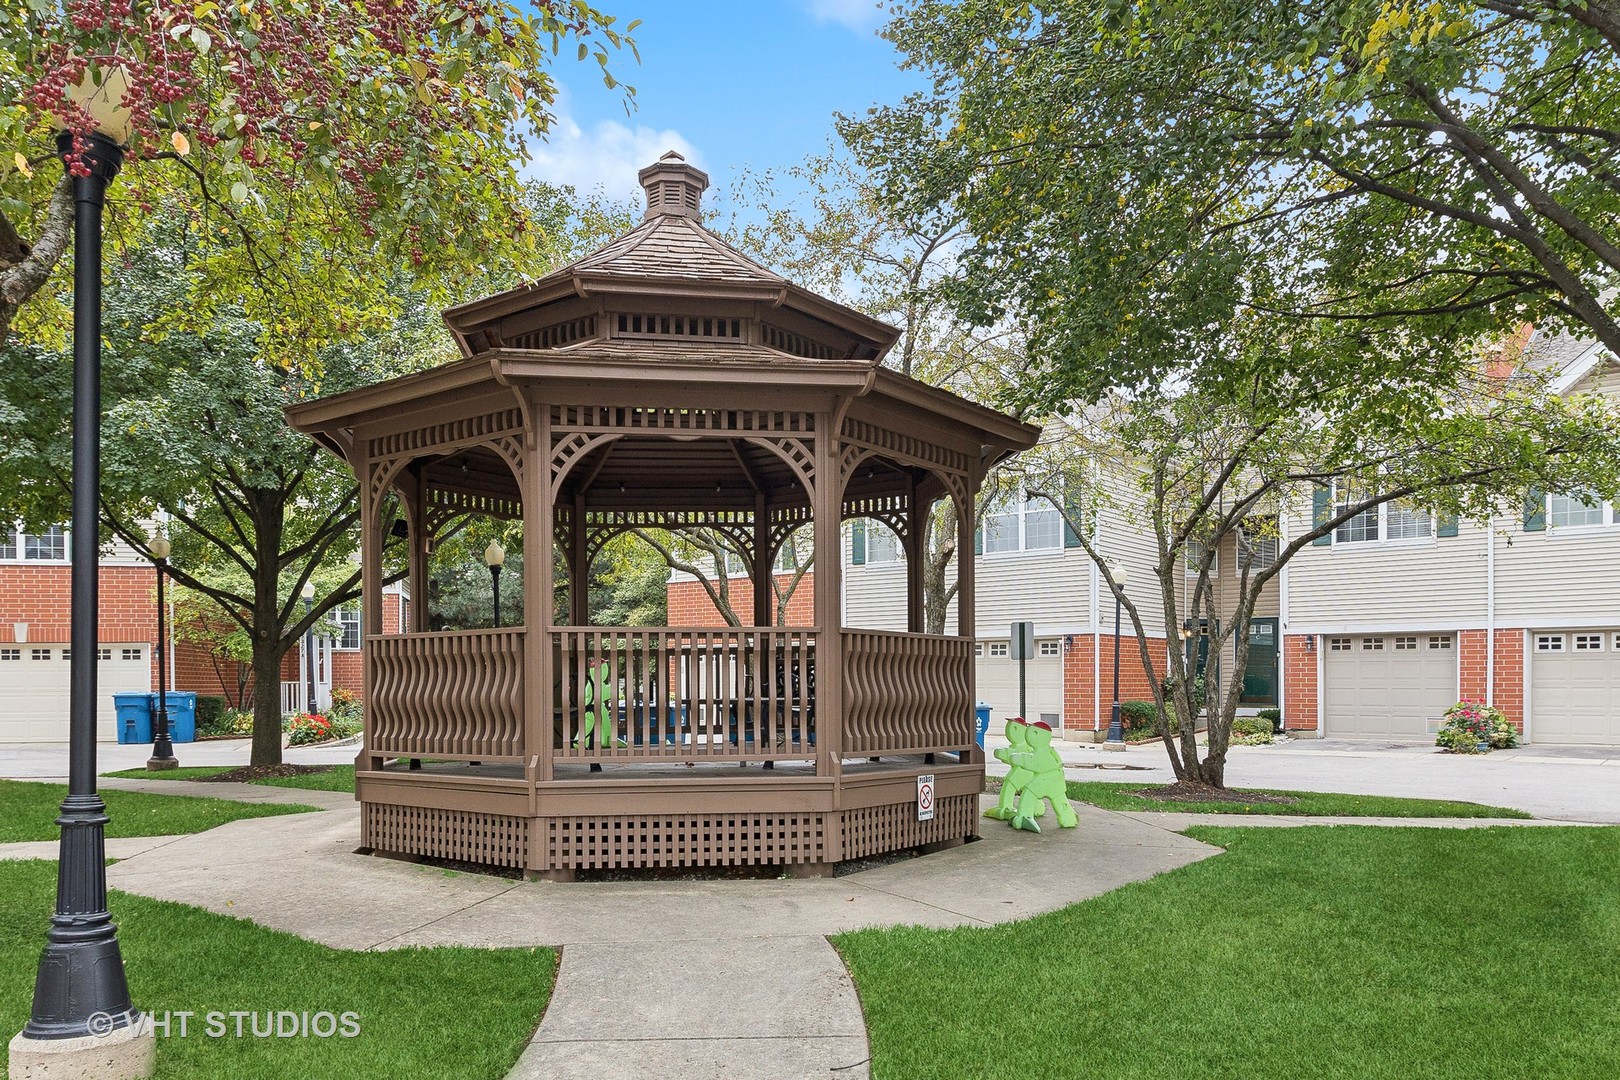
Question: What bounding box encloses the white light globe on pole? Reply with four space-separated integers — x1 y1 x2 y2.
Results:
1113 564 1128 589
63 64 136 145
484 541 506 569
301 581 315 601
148 536 171 561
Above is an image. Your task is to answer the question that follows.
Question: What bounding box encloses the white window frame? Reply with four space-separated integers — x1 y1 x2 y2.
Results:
1037 639 1061 658
1185 539 1218 577
335 606 362 651
1573 633 1605 652
865 525 902 565
1535 634 1565 653
980 491 1065 556
1545 492 1613 531
987 641 1010 658
0 524 69 564
1329 485 1433 547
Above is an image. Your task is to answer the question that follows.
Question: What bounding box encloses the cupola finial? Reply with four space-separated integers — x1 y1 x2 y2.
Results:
638 151 709 220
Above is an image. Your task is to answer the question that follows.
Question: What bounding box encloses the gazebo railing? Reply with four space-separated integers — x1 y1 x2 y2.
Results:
369 628 525 761
842 630 974 755
550 627 817 762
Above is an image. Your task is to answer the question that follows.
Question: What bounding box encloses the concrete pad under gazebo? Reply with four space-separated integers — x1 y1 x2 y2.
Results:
286 153 1039 878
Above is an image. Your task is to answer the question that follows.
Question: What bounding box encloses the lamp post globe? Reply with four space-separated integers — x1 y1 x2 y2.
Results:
14 87 152 1075
146 536 176 771
485 541 506 628
1104 564 1129 748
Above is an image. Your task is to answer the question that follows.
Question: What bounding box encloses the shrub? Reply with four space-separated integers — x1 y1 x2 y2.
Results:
1436 700 1517 753
223 709 254 736
1231 714 1275 745
1258 707 1282 730
327 686 363 729
1120 700 1158 733
285 712 334 747
195 695 228 735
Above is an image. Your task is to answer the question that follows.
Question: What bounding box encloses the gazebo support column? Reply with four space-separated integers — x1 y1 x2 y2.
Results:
752 493 772 627
812 416 844 867
357 458 390 773
404 470 430 633
905 478 927 634
956 477 984 766
568 493 588 627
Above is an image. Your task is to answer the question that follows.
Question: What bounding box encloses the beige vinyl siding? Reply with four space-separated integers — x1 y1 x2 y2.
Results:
1286 519 1488 630
1494 520 1620 626
1571 356 1620 397
843 560 912 632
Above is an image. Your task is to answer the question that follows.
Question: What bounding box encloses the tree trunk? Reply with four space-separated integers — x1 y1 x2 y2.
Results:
250 645 285 767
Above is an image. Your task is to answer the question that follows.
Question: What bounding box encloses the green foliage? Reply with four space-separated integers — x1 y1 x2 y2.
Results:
1437 700 1518 753
1231 715 1275 745
1258 708 1282 726
0 780 312 843
194 695 228 736
1120 700 1158 732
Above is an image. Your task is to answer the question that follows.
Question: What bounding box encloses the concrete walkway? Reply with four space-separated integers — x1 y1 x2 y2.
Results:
1118 811 1608 831
0 833 191 862
96 775 354 811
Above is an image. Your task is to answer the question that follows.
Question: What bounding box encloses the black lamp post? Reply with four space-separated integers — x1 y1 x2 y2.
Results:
301 582 316 713
19 122 142 1046
1104 565 1130 746
146 535 176 770
485 541 506 627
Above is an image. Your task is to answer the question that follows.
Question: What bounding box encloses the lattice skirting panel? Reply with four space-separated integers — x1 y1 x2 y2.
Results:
362 802 529 869
839 794 979 862
546 813 827 870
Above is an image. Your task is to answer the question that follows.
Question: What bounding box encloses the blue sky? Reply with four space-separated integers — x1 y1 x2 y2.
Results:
525 1 925 206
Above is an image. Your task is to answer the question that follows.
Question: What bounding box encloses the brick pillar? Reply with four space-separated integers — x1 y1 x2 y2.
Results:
1062 635 1096 737
1492 628 1525 732
1282 634 1318 733
1457 629 1489 703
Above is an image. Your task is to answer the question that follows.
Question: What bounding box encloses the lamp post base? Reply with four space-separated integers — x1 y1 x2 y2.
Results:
143 758 177 772
9 1018 154 1080
1102 741 1128 752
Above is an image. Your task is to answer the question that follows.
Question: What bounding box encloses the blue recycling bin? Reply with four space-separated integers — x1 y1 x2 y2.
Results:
154 691 198 743
975 702 992 749
113 692 152 745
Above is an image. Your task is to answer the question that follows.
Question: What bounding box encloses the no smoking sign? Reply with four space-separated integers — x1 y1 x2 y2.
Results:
916 773 934 821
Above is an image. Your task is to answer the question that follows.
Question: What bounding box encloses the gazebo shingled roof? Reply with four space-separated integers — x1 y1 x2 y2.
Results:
286 152 1040 879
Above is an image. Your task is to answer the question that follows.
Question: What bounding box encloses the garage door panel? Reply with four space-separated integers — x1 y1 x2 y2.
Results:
976 645 1062 729
1532 632 1620 745
1325 634 1456 740
0 644 151 742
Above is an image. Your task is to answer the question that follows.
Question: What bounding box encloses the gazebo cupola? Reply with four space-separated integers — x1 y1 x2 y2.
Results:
287 153 1039 879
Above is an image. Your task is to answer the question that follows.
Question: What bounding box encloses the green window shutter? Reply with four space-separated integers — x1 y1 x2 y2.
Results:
1311 484 1333 546
973 522 983 556
1436 514 1459 538
1523 489 1546 532
1062 486 1083 548
850 519 866 565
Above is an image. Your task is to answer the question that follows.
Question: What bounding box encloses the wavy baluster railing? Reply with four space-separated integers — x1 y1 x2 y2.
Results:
368 628 525 760
841 630 973 755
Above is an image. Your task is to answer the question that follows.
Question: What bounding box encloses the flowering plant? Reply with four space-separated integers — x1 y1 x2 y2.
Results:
285 711 333 747
1436 701 1518 754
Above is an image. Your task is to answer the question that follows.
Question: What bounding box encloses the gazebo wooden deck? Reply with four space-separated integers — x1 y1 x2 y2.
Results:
286 153 1039 877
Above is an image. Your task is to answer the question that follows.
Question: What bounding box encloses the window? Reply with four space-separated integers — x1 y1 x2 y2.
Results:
1238 519 1279 572
0 532 12 559
1038 640 1061 658
866 527 900 564
1329 637 1352 651
31 648 50 660
122 647 142 661
982 497 1020 554
1535 634 1565 653
987 641 1009 658
60 648 70 661
1334 481 1378 544
1386 502 1433 540
1362 637 1384 651
336 606 362 651
1614 633 1620 652
98 648 111 661
1023 498 1062 550
1185 539 1217 577
1574 633 1604 651
1549 494 1605 528
0 648 17 660
23 527 65 561
974 643 984 658
1394 636 1418 650
1428 636 1452 650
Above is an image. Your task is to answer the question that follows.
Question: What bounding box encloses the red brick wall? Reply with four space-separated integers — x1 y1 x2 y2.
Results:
1060 633 1169 730
667 573 815 626
1282 634 1318 732
1458 629 1488 705
1492 628 1525 730
0 564 160 687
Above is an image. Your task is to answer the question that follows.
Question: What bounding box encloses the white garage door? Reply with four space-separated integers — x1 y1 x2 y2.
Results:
0 644 152 742
1531 631 1620 745
1324 634 1456 739
976 638 1063 729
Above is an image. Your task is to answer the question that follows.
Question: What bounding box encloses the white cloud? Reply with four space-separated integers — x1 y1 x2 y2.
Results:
803 0 885 31
524 109 702 202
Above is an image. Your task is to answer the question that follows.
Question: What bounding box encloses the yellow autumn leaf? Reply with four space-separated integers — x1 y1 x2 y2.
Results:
170 130 190 156
13 152 31 178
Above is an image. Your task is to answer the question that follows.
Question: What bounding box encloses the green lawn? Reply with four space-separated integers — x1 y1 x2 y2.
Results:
0 781 317 844
837 826 1620 1080
106 765 357 793
1063 780 1529 818
0 860 554 1079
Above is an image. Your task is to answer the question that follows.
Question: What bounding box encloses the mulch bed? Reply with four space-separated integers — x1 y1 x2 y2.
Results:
190 764 334 783
1126 782 1297 806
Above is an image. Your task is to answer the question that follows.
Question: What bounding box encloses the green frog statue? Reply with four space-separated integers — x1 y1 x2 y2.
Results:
995 718 1078 834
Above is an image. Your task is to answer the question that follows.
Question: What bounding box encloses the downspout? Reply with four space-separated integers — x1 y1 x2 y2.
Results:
1486 518 1496 706
1090 460 1102 732
1278 511 1289 723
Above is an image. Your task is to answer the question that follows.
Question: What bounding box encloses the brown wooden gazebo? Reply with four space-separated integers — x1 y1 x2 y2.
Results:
286 153 1039 878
